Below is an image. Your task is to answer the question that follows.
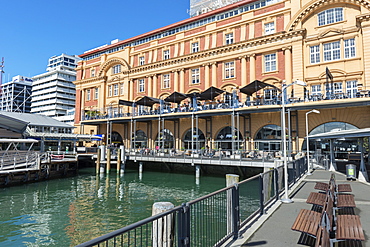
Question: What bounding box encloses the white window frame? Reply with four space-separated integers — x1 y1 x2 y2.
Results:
323 41 340 62
310 45 320 64
264 53 277 72
318 8 343 26
113 84 119 96
91 69 95 77
311 85 321 96
191 68 200 84
163 50 170 60
344 38 355 59
87 89 91 101
139 79 145 93
225 33 234 45
112 64 121 74
224 61 235 79
264 22 275 35
95 87 99 99
120 83 124 95
334 82 343 93
192 42 199 53
163 74 170 89
139 56 145 65
346 80 357 98
108 85 112 97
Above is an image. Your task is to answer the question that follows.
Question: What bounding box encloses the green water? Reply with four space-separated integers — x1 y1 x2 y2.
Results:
0 168 227 246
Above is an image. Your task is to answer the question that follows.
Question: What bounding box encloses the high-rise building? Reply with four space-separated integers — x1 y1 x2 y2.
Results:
0 75 33 113
31 54 80 121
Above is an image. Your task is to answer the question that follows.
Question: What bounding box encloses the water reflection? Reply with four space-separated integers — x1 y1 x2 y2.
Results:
0 168 225 246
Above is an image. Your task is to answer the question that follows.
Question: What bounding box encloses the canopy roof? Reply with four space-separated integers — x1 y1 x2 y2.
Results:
308 128 370 140
164 92 189 103
240 80 280 96
135 96 162 106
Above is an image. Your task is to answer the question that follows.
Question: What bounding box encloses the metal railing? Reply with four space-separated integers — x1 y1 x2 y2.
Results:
76 157 307 247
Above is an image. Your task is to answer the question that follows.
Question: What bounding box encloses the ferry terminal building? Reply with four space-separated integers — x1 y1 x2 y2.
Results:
73 0 370 162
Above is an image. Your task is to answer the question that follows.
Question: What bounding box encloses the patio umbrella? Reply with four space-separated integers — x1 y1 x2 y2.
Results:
118 99 134 106
239 80 280 96
135 96 162 106
198 86 225 100
164 92 189 104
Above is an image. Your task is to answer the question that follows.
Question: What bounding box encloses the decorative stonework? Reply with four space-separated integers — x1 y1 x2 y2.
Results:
98 57 130 77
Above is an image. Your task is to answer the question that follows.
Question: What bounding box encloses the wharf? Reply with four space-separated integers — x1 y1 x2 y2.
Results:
229 170 370 247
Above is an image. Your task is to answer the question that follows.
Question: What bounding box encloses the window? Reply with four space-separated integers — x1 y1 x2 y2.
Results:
346 80 357 98
318 8 343 26
334 82 343 93
311 85 321 95
163 74 170 88
86 89 91 101
139 79 145 92
191 68 200 84
108 85 112 97
224 62 235 79
95 87 99 99
139 56 145 65
264 22 275 35
112 64 121 74
310 45 320 64
264 54 276 72
344 38 355 58
225 33 234 45
91 69 95 77
324 41 340 62
163 50 170 60
264 88 277 100
113 84 119 96
120 83 124 95
192 42 199 53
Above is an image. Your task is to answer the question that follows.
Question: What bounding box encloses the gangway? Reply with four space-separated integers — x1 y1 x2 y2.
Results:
0 139 39 171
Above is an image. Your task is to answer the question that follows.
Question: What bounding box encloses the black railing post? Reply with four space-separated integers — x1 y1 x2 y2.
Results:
232 184 240 240
259 174 265 215
292 160 296 184
177 203 190 247
274 168 280 201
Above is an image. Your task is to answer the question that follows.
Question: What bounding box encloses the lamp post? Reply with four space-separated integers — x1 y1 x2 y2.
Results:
281 79 306 203
306 109 320 175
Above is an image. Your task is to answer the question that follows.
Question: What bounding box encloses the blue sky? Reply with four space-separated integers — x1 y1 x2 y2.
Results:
0 0 189 82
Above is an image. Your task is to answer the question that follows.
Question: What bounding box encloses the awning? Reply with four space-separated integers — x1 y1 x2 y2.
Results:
135 96 162 106
240 80 280 96
308 128 370 140
164 92 189 104
197 86 225 100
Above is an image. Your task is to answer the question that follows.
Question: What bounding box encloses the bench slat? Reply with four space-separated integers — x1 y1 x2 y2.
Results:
292 209 321 236
337 194 356 208
336 215 365 241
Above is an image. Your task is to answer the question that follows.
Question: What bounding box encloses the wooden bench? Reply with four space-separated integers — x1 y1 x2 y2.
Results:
306 192 327 207
336 215 365 241
337 194 356 208
291 209 322 236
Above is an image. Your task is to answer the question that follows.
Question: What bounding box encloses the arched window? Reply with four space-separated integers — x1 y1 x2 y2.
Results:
183 128 205 150
303 122 358 159
215 126 243 150
155 129 174 149
254 125 281 151
111 131 123 144
131 130 147 148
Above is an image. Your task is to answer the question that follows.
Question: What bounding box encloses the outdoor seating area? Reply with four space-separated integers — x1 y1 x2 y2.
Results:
82 84 370 121
291 174 364 246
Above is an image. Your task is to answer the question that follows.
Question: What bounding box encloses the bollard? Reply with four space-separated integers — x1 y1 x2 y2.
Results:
152 202 175 247
226 174 239 235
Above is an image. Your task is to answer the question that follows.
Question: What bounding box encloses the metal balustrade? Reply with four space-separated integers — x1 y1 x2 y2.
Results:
76 157 307 247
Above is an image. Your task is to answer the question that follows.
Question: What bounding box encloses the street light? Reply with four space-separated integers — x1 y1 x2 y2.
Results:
281 79 306 203
306 109 320 175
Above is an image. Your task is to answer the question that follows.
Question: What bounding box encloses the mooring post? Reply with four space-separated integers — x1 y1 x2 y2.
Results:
195 165 200 178
152 202 175 247
106 148 111 174
226 174 239 235
117 148 121 172
96 148 101 174
120 145 126 175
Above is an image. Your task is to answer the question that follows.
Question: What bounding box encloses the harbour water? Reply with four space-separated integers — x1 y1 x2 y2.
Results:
0 167 231 246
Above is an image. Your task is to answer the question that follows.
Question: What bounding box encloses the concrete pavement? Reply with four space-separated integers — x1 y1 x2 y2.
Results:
229 170 370 247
